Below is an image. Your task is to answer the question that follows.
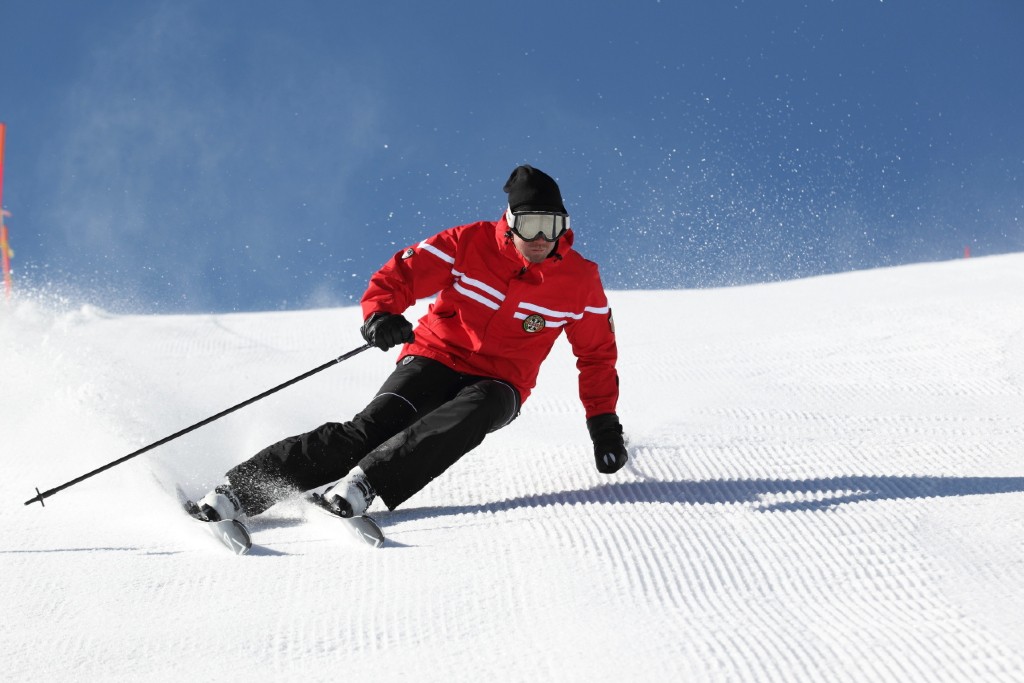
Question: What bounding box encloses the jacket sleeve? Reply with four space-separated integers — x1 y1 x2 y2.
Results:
360 226 463 319
564 265 620 419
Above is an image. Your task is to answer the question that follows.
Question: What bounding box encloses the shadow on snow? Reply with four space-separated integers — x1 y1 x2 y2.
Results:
384 475 1024 522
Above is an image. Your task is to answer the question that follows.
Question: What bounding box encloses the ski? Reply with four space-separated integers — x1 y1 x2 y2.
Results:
177 486 252 555
171 486 382 553
308 492 387 548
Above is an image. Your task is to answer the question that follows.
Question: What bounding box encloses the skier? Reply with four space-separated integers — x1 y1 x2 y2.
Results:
195 164 628 524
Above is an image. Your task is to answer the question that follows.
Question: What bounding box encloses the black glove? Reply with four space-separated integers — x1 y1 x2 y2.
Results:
361 312 415 351
586 413 628 474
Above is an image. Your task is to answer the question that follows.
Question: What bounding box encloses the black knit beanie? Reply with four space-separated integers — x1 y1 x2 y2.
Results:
503 165 567 214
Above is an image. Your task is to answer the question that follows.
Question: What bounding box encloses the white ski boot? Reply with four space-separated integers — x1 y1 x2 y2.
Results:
180 484 251 555
321 467 376 518
196 485 243 522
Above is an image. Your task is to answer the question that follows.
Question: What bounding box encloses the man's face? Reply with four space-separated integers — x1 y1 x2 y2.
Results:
512 233 557 264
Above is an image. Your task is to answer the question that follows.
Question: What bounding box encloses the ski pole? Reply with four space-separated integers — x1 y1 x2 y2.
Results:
24 343 372 507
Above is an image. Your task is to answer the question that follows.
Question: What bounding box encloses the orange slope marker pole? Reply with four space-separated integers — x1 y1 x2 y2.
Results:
0 122 10 298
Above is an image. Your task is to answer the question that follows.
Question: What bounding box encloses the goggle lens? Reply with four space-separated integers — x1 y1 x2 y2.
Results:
506 208 570 242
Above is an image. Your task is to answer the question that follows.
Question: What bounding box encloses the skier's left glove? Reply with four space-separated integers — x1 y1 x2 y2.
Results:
587 413 628 474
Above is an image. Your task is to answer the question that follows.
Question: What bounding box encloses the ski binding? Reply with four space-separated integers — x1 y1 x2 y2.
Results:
309 493 386 548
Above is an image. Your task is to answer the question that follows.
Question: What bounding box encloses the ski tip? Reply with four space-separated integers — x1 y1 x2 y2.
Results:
346 515 386 549
228 520 253 555
208 519 252 555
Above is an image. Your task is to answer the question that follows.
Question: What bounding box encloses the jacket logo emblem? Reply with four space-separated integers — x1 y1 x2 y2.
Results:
522 314 546 333
402 248 415 260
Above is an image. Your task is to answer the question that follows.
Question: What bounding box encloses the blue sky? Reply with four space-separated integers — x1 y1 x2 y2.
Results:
1 0 1022 312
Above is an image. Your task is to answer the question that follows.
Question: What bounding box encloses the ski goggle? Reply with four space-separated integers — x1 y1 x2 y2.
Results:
506 207 570 242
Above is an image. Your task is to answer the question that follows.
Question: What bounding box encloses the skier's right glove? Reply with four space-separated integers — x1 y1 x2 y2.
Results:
586 413 629 474
361 312 415 351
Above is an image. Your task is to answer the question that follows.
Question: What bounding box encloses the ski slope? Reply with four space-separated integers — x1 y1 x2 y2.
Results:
2 254 1024 682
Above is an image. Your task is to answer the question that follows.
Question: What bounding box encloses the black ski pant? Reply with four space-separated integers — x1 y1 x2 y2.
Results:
225 355 520 516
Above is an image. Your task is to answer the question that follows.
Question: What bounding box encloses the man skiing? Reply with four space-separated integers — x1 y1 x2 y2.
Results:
195 164 628 524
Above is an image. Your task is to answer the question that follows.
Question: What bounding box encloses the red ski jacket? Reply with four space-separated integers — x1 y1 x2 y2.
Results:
361 216 619 418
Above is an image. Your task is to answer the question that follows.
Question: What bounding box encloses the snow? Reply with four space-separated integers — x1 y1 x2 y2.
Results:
3 254 1024 682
